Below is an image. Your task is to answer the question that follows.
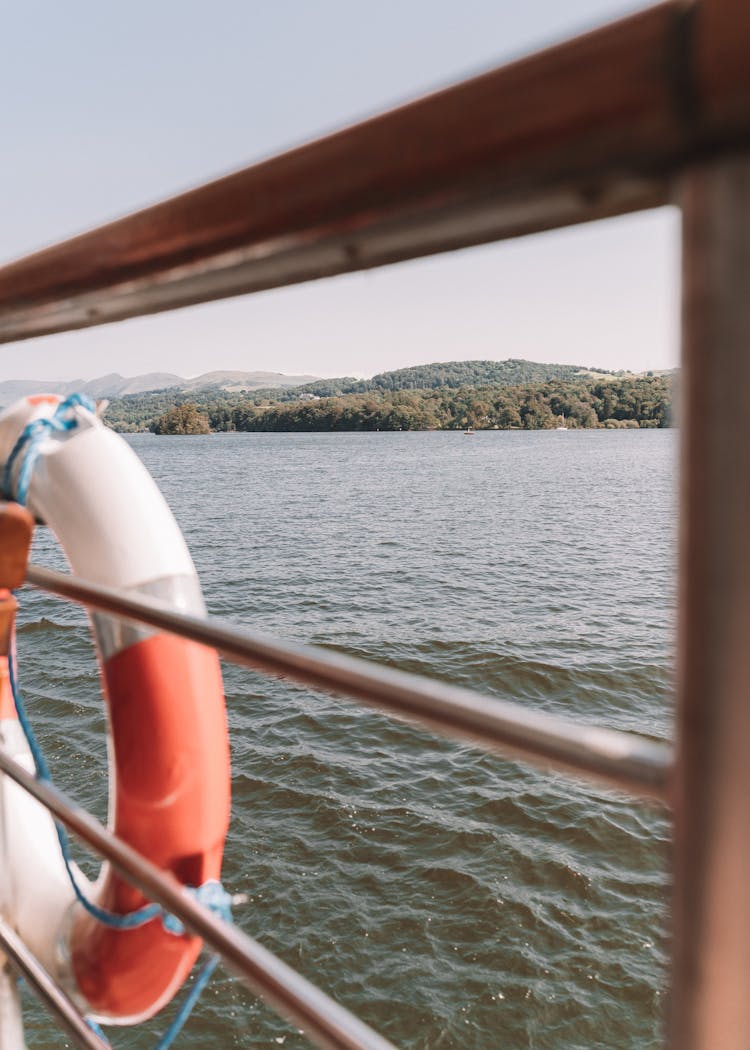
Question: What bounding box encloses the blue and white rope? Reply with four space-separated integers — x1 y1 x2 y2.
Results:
2 393 95 505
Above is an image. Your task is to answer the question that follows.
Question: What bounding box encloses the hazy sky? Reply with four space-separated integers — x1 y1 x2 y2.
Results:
1 0 679 381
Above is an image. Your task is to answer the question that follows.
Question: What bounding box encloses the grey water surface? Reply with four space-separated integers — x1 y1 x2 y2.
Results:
16 429 675 1049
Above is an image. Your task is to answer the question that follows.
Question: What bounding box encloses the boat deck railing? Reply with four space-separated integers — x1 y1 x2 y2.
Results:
0 0 748 1046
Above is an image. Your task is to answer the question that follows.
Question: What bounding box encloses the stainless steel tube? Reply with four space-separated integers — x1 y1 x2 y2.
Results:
0 914 109 1050
0 748 397 1050
25 564 672 801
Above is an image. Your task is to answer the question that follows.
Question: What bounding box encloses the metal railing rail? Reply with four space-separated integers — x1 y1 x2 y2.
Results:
0 747 397 1050
25 564 673 802
0 916 109 1050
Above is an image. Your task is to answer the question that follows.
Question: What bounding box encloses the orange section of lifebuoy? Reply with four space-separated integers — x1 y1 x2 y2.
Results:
71 632 230 1020
0 658 15 720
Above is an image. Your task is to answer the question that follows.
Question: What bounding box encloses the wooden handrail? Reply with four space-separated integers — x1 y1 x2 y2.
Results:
1 0 749 344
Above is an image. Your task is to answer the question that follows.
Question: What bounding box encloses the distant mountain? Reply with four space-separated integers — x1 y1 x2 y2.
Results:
0 370 321 405
0 378 89 403
181 370 320 392
84 372 186 397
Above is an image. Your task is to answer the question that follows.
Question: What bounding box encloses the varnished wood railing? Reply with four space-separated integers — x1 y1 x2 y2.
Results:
0 0 748 343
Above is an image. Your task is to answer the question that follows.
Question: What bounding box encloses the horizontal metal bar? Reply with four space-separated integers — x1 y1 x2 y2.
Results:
3 0 750 342
0 748 397 1050
0 914 108 1050
25 564 673 801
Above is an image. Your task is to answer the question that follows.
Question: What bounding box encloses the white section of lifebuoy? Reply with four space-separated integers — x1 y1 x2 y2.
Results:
1 400 196 590
0 719 79 986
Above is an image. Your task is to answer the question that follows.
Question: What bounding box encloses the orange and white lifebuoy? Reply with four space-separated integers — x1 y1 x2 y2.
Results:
0 395 231 1025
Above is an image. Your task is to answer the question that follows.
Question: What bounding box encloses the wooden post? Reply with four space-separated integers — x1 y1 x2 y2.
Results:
672 153 750 1047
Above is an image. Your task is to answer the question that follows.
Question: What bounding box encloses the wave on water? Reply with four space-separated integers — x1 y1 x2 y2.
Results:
16 616 78 634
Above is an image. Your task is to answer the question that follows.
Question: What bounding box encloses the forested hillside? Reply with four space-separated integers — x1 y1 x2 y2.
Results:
294 358 611 398
104 388 240 432
104 373 672 433
210 376 670 432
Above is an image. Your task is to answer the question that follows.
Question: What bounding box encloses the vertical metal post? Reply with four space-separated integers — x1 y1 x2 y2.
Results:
0 968 24 1050
672 153 750 1049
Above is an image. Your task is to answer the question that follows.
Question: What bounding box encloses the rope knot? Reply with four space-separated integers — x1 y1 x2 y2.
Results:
162 880 234 936
2 393 96 505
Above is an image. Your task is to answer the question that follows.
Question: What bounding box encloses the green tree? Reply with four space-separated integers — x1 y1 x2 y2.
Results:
150 404 211 435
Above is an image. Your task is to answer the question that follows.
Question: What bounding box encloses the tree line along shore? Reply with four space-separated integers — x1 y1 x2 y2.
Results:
103 374 672 434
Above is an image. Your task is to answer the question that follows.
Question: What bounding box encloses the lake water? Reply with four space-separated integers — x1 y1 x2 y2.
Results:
16 429 676 1049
